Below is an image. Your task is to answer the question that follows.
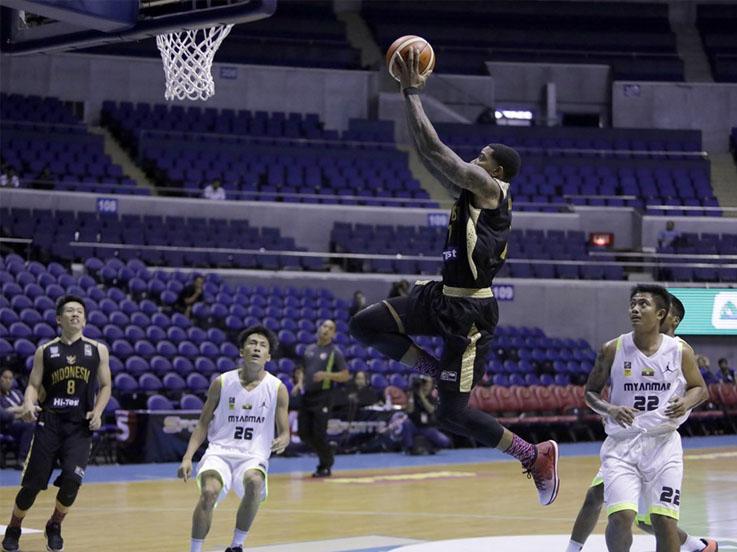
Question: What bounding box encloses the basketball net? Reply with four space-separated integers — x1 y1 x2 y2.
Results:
156 25 234 101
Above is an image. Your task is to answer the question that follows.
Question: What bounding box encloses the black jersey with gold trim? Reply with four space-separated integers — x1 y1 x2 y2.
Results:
441 186 511 288
41 337 100 420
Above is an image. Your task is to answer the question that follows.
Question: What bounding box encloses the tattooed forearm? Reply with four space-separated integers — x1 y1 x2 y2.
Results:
404 95 491 198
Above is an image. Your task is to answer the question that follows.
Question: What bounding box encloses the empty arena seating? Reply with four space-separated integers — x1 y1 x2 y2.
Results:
656 231 737 283
100 102 433 206
0 208 326 270
697 3 737 83
434 123 717 215
363 1 683 80
1 93 142 195
331 223 624 280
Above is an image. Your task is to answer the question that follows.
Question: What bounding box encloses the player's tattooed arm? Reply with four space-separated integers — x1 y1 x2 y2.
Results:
404 94 499 201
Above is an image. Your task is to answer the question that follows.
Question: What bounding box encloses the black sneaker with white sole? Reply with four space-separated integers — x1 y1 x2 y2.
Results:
45 521 64 552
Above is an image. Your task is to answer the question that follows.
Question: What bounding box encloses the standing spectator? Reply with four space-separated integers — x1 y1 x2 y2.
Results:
203 179 226 201
717 358 735 383
177 275 204 318
289 365 305 410
348 291 367 317
402 375 451 454
298 319 349 477
0 369 34 465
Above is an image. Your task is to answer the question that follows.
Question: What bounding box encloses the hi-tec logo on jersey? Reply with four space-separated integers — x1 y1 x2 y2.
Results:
49 346 59 358
242 403 252 410
66 355 76 365
641 366 655 377
228 397 235 410
624 362 632 377
320 352 327 360
84 344 92 357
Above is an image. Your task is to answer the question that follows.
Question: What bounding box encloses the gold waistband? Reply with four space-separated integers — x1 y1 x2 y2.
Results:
442 285 494 299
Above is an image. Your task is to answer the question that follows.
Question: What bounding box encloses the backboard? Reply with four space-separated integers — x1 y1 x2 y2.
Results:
0 0 276 55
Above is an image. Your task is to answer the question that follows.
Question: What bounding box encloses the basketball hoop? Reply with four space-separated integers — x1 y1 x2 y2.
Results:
156 24 233 101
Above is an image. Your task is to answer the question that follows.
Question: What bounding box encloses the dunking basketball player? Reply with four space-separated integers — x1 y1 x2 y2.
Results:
566 294 718 552
349 48 559 506
584 285 709 552
2 295 112 552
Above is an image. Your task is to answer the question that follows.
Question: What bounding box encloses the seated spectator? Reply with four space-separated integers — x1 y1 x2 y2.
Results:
348 291 367 317
717 358 735 383
1 167 21 188
401 375 451 455
0 368 34 465
348 370 382 406
657 220 680 249
203 179 226 200
176 274 204 317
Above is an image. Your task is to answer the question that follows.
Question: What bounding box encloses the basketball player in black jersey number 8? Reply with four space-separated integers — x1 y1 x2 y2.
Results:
2 295 112 552
349 48 559 506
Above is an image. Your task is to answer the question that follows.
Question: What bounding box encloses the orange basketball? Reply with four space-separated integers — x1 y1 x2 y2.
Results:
385 35 435 82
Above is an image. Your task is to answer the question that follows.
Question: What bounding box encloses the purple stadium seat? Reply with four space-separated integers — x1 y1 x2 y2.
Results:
114 372 139 394
370 373 388 390
216 357 236 373
146 325 166 342
150 355 173 376
220 342 239 358
177 340 199 358
111 339 134 360
163 372 187 393
186 372 209 393
180 394 204 410
195 357 216 376
172 356 195 376
155 340 178 358
139 373 163 392
125 356 149 377
147 394 174 410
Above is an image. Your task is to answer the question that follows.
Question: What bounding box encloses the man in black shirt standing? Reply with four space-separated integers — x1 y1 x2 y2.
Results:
2 295 112 552
298 319 349 478
350 49 559 506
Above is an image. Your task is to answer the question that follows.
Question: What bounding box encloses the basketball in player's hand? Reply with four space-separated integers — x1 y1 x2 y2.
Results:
386 35 435 82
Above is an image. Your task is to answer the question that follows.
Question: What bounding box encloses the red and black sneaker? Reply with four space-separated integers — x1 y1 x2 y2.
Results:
698 538 718 552
524 440 560 506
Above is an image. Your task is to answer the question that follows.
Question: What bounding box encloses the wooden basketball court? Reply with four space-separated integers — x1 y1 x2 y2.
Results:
1 443 735 551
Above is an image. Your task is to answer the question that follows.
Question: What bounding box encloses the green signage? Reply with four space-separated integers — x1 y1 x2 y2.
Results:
668 288 737 336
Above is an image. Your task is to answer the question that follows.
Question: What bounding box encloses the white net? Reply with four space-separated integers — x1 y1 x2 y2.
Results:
156 25 234 101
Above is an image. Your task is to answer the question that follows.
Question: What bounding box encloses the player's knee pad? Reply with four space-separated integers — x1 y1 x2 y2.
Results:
16 486 41 511
348 306 381 343
56 478 81 507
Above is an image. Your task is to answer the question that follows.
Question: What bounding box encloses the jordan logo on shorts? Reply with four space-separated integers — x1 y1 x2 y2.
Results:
440 370 457 382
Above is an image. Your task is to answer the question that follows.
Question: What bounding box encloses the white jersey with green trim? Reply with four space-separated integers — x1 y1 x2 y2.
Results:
605 332 689 437
206 369 281 461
